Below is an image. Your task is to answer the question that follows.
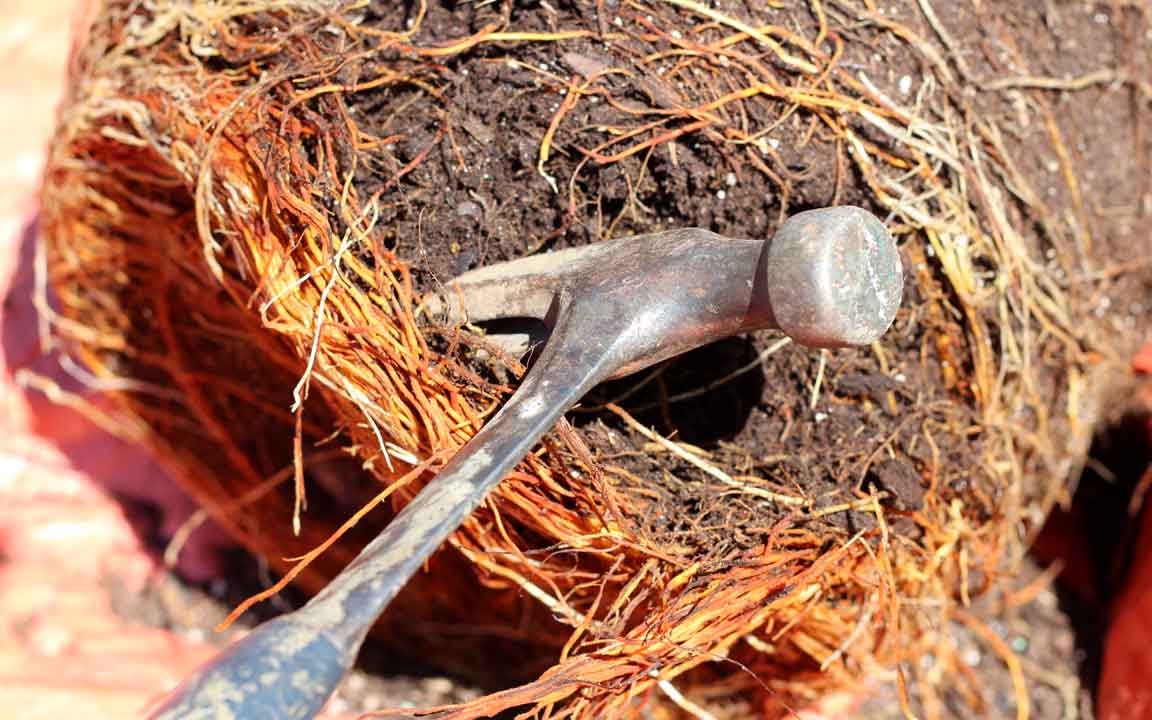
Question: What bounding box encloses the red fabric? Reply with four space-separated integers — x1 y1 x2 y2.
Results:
0 2 232 715
1098 344 1152 720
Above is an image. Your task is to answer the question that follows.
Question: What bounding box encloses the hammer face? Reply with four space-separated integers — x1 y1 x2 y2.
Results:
765 206 903 348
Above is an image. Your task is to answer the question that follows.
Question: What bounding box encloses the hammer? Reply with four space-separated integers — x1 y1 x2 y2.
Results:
147 206 903 718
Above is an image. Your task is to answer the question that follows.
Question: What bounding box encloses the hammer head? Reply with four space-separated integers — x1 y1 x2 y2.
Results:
427 205 903 360
764 206 903 348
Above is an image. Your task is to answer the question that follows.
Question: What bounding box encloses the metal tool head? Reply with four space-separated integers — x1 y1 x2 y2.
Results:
764 206 902 348
431 205 903 366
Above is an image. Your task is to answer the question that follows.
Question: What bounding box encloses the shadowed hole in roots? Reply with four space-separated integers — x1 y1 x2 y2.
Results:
1031 407 1152 705
573 336 765 447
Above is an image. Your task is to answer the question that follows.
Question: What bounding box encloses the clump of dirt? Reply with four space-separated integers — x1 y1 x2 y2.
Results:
38 0 1150 717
